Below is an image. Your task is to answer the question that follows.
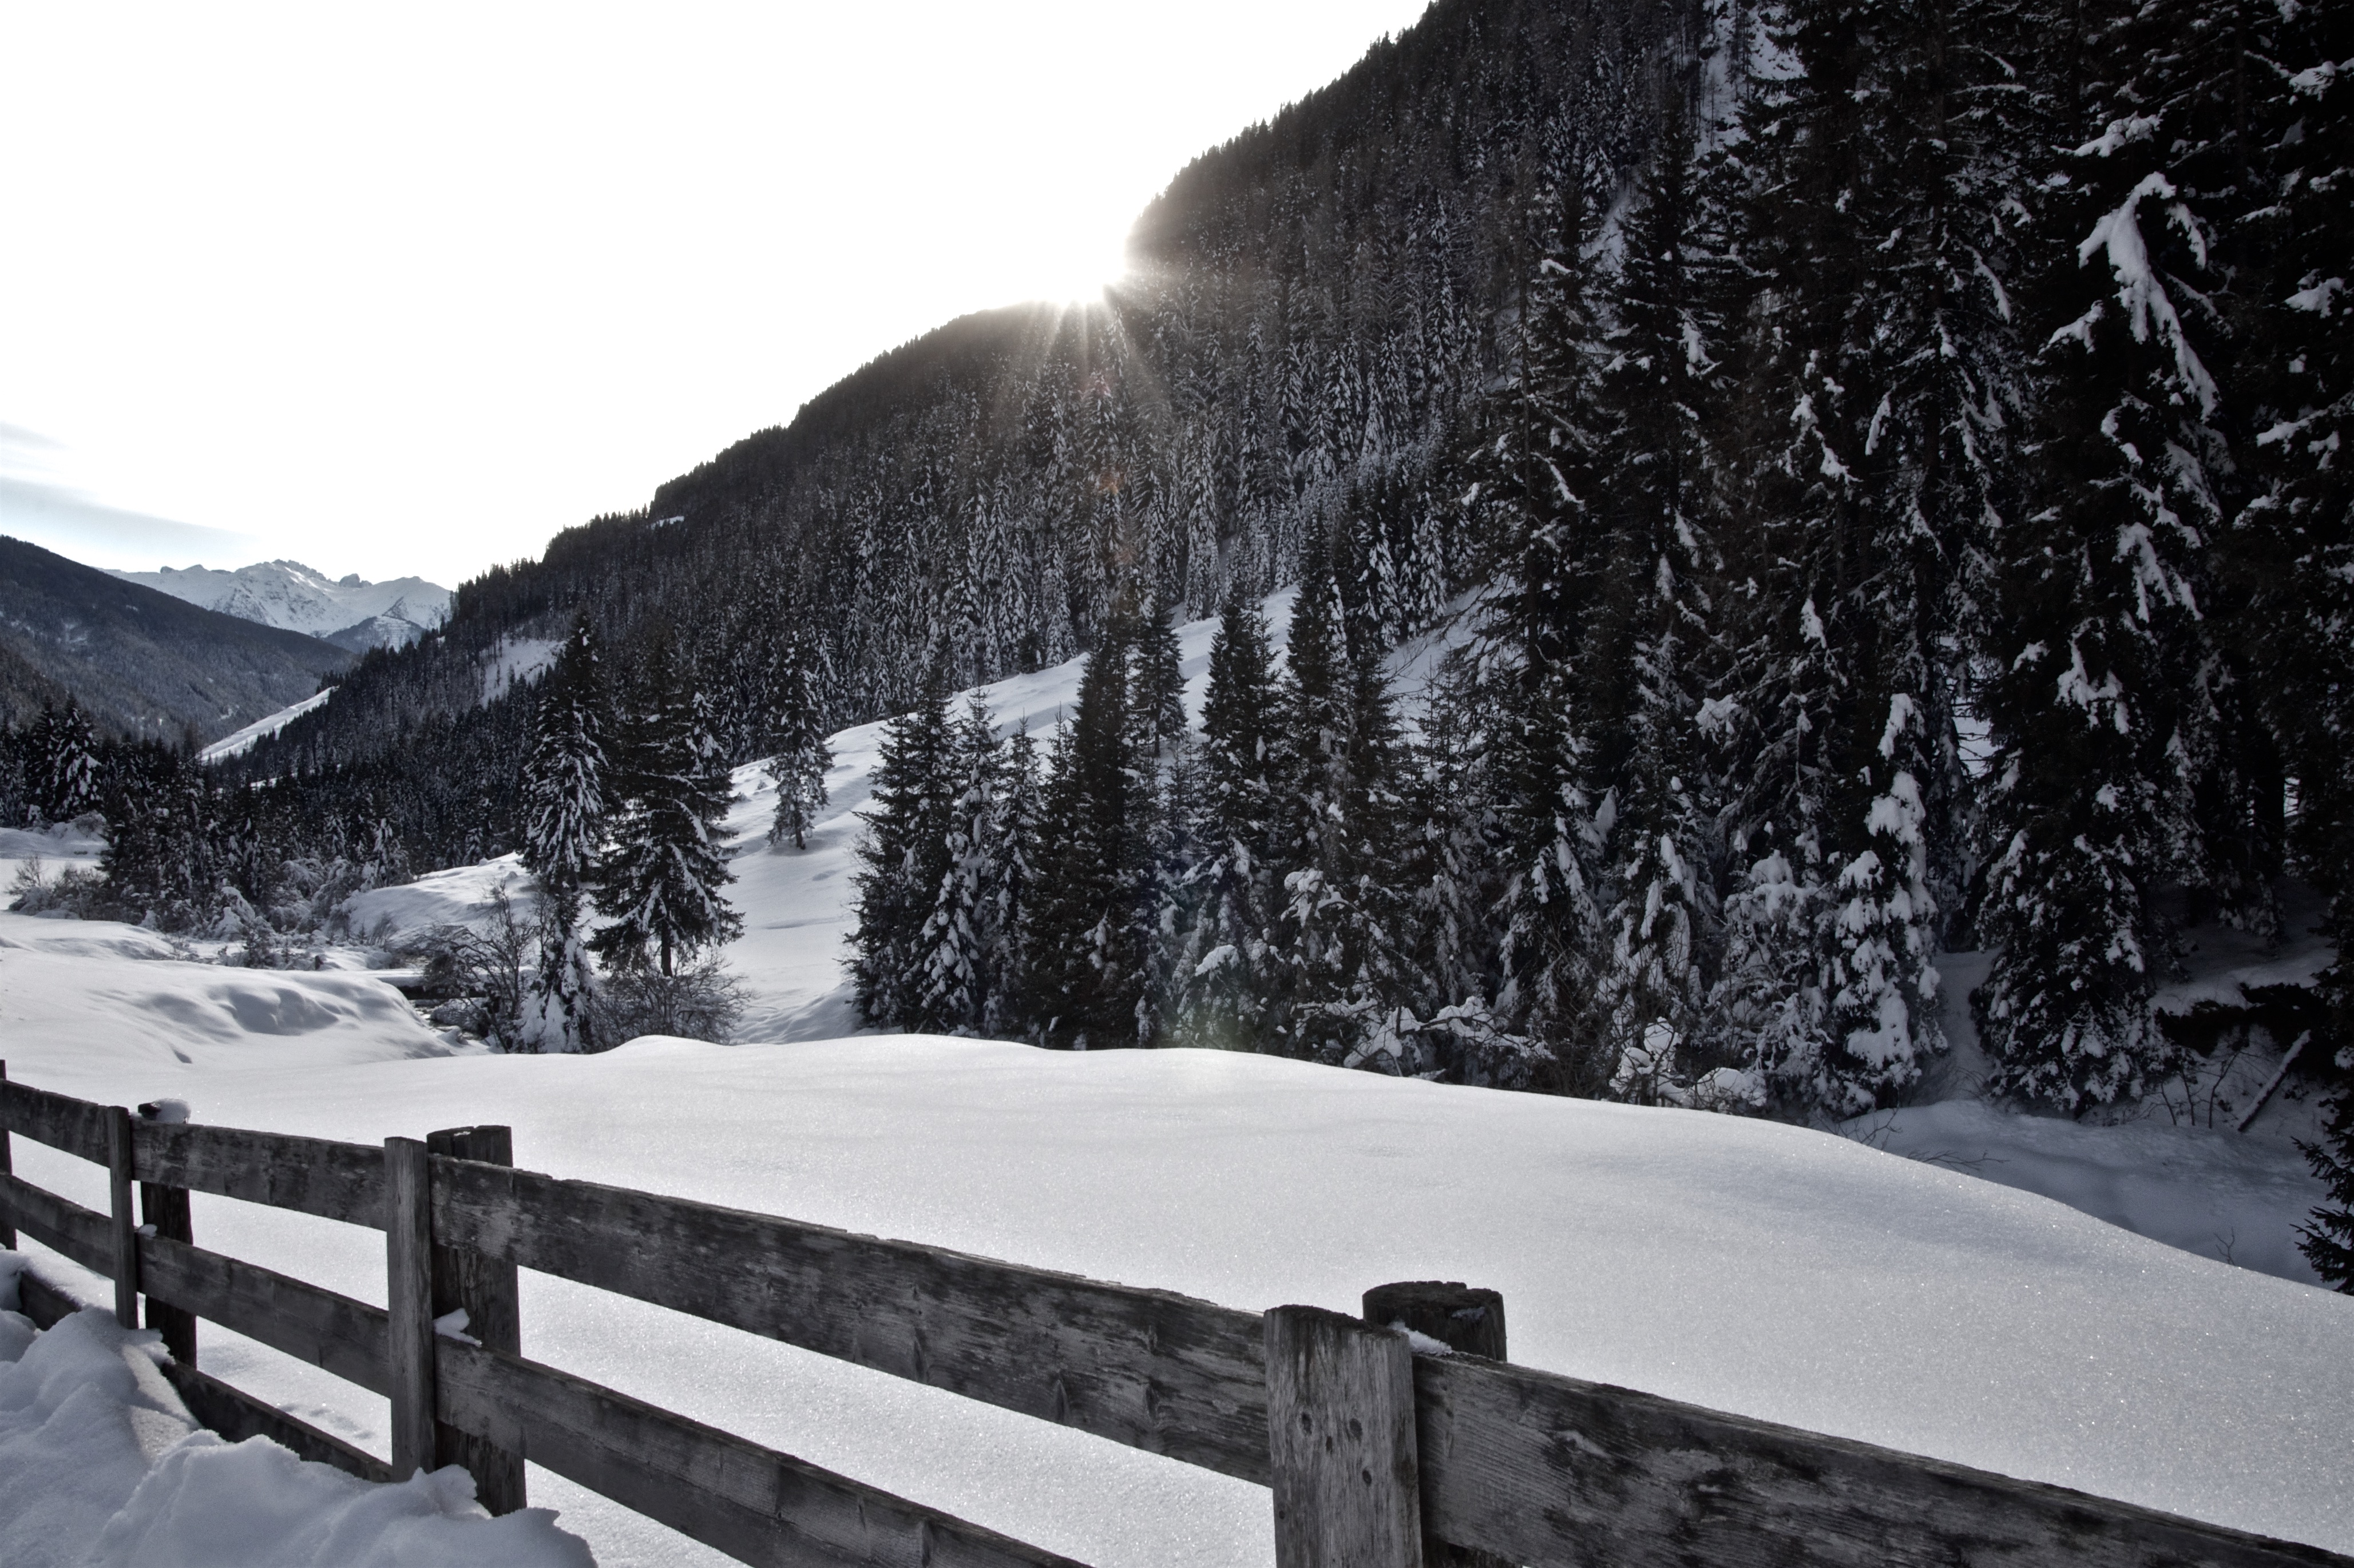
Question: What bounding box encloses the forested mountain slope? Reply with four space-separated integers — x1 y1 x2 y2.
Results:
0 537 352 743
227 0 1691 789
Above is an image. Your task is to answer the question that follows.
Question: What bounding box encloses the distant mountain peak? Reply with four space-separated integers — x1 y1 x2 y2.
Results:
109 559 451 650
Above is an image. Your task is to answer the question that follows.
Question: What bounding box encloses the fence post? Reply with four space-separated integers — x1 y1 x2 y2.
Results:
105 1106 138 1329
1364 1283 1508 1568
136 1102 197 1364
0 1061 14 1251
1264 1304 1423 1568
1361 1281 1505 1360
385 1136 437 1479
426 1125 526 1514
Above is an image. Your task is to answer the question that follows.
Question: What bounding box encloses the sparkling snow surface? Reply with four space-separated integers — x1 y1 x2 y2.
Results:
3 939 2353 1565
0 1273 591 1568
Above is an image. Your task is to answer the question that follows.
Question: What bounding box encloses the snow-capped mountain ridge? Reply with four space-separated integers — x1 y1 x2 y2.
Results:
109 559 450 651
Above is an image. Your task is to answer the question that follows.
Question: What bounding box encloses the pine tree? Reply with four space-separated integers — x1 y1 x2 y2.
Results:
913 695 1006 1034
100 743 217 930
1269 533 1418 1067
1467 179 1610 1086
521 614 608 1051
985 722 1044 1038
766 631 833 851
1172 586 1284 1050
1972 0 2248 1110
591 637 742 981
2237 0 2353 1184
1130 585 1189 756
849 668 957 1025
2301 1085 2354 1292
1578 112 1738 1099
30 701 103 824
1027 622 1155 1049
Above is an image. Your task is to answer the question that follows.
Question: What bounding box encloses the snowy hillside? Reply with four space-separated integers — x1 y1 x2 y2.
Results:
328 593 2337 1292
108 561 449 650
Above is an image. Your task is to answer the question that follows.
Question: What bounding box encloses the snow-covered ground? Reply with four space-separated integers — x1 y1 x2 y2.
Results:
3 946 2351 1564
4 592 2348 1565
0 1260 591 1567
196 689 334 764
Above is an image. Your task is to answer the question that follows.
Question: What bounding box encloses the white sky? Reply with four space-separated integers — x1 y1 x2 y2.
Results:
0 2 1432 589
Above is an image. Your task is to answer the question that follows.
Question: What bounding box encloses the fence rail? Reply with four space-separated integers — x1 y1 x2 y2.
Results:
1 1062 2344 1568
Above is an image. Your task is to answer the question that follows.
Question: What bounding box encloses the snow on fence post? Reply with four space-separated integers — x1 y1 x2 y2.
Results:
1361 1282 1505 1361
136 1100 197 1365
105 1105 138 1329
1265 1304 1424 1568
1364 1283 1509 1568
426 1124 526 1514
0 1062 14 1251
385 1136 438 1479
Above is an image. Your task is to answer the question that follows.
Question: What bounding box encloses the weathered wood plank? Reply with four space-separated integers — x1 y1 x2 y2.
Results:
1411 1351 2353 1568
133 1102 198 1363
15 1261 80 1328
435 1338 1093 1568
140 1173 197 1363
385 1137 437 1478
156 1357 396 1483
1362 1283 1506 1363
134 1230 390 1395
0 1076 110 1163
132 1119 385 1229
1266 1306 1422 1568
105 1106 140 1328
431 1157 1273 1483
426 1125 525 1514
0 1062 15 1251
0 1169 113 1273
1362 1284 1508 1568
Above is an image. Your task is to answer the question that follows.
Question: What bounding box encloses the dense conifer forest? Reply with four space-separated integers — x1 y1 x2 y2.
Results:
11 0 2350 1275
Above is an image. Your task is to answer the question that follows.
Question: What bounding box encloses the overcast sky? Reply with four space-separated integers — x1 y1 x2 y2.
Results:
1 2 1431 589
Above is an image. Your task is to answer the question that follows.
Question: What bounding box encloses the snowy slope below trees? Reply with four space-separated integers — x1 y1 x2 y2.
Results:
2 944 2351 1565
330 594 2336 1289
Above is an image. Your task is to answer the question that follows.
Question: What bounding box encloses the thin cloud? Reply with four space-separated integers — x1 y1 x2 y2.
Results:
0 473 260 571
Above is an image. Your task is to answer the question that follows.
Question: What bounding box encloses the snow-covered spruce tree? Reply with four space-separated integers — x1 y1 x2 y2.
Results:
2303 1083 2354 1293
1465 180 1610 1089
100 744 218 929
590 636 742 983
984 722 1044 1038
1972 0 2250 1110
1026 620 1156 1049
1268 530 1419 1068
520 614 608 1052
849 667 957 1026
2236 0 2353 1041
1708 0 2039 1115
29 700 102 824
913 695 1007 1034
1130 586 1188 758
1172 586 1285 1051
766 631 833 852
1576 111 1738 1099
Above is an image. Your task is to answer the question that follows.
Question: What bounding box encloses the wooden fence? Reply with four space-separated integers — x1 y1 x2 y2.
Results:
1 1060 2345 1568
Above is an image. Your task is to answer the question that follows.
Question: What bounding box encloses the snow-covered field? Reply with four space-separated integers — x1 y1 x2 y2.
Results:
0 1265 590 1568
3 595 2348 1565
